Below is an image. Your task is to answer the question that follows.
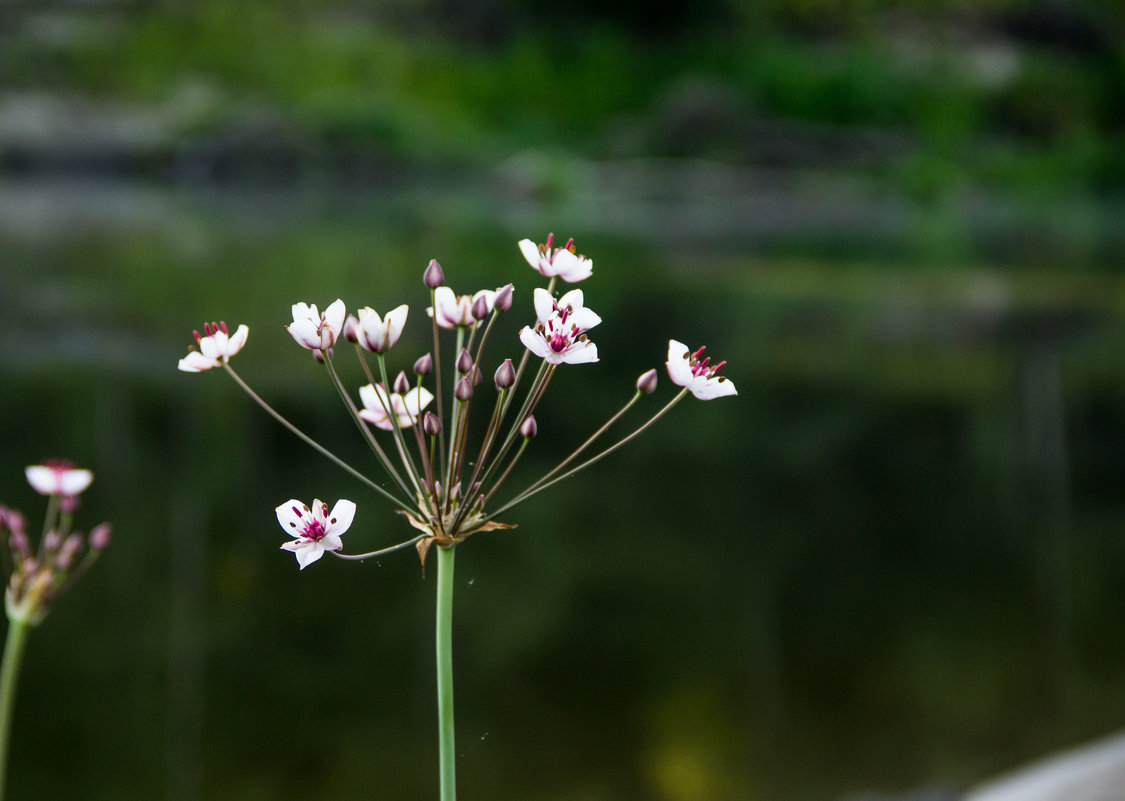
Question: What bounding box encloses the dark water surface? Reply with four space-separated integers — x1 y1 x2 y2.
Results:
2 175 1125 801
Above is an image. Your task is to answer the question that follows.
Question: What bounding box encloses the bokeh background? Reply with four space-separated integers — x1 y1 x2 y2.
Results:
2 0 1125 799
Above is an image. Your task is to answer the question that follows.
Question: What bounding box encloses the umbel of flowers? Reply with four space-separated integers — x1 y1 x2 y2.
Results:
0 461 112 801
177 234 735 801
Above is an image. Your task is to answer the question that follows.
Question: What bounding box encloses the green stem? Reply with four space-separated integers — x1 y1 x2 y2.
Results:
435 545 456 801
0 619 31 801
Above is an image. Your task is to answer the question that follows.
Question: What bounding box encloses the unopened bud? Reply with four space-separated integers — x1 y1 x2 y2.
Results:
414 353 433 376
393 370 411 395
57 534 83 570
469 365 482 387
520 416 537 439
89 523 112 550
456 348 473 374
343 314 360 343
9 528 30 560
44 530 62 553
636 368 658 395
450 482 462 501
494 284 514 312
424 259 445 289
494 358 516 389
454 376 474 401
423 411 441 436
471 294 490 321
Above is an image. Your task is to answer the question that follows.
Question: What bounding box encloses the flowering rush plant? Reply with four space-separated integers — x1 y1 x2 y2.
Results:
178 234 735 800
0 461 111 800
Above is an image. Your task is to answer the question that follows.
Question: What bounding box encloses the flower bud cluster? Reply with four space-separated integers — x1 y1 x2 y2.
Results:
2 462 111 625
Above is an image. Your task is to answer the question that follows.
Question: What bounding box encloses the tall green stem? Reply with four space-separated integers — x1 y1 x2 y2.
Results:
0 619 30 801
435 545 456 801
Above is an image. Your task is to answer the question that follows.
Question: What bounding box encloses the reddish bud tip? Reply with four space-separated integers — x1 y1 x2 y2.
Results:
494 358 516 390
454 376 474 401
414 353 433 376
520 416 537 439
636 368 658 395
423 411 441 436
393 370 411 395
456 348 473 374
494 284 514 312
89 523 112 550
424 259 445 289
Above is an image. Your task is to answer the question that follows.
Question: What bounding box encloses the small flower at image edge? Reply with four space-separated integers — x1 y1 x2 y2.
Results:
24 460 93 497
277 498 356 569
177 321 249 372
666 340 737 400
358 383 434 430
287 300 346 351
519 234 593 283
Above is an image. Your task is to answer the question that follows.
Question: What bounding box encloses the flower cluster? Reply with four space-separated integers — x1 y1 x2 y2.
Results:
1 461 111 625
178 233 736 569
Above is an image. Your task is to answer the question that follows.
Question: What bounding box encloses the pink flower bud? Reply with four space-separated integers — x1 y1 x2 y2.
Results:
393 370 411 395
343 314 360 343
424 259 445 289
423 411 441 436
89 523 112 550
494 284 514 312
636 368 658 395
454 376 474 401
44 530 62 553
471 294 490 321
456 348 473 374
414 353 433 375
469 365 482 387
520 416 537 439
494 358 516 389
56 534 83 570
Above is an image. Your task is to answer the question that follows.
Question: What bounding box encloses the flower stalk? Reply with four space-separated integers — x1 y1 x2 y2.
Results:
435 544 457 801
0 617 29 801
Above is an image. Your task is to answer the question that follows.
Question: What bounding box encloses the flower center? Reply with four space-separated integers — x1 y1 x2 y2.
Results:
689 346 726 379
302 518 328 542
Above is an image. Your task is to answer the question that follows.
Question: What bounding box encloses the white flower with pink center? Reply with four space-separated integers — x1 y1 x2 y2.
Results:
276 498 355 569
358 383 434 430
427 287 498 329
25 460 94 497
177 321 249 372
518 234 593 283
665 340 737 400
287 299 346 351
518 287 600 365
356 304 409 353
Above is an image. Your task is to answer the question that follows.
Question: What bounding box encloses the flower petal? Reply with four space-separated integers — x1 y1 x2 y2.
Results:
25 466 59 495
560 341 599 364
568 307 601 332
325 499 356 535
519 327 551 359
532 288 555 326
226 325 249 356
385 304 409 348
59 469 93 496
287 319 322 349
178 351 217 372
665 340 694 387
691 376 738 401
276 499 311 537
518 239 542 270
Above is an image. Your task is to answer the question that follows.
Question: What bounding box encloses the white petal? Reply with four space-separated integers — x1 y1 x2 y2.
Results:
433 287 458 328
294 541 325 569
403 387 434 418
560 340 599 364
568 307 601 332
199 335 223 361
276 499 311 536
59 469 93 496
358 407 393 430
320 533 344 551
665 340 694 387
519 327 551 359
25 466 59 495
178 351 217 372
557 289 584 310
323 299 347 336
385 304 409 348
287 319 322 349
557 252 593 283
691 376 738 401
518 239 542 270
532 288 555 326
325 499 356 535
292 302 317 323
226 325 249 356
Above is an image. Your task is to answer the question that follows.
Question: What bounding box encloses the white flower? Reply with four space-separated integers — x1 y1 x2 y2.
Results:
427 287 498 329
177 321 249 372
287 299 346 351
518 287 601 365
356 304 409 353
518 234 593 283
665 340 737 400
358 383 434 430
277 498 355 570
25 461 94 497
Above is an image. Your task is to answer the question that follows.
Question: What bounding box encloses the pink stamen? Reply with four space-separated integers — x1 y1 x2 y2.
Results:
545 232 554 250
711 360 727 374
219 321 229 335
563 237 574 253
692 346 706 360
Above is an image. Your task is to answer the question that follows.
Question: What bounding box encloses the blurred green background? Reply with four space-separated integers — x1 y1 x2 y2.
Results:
2 0 1125 799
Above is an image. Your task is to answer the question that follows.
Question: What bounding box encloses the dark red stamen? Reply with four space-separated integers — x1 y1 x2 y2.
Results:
692 346 706 360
